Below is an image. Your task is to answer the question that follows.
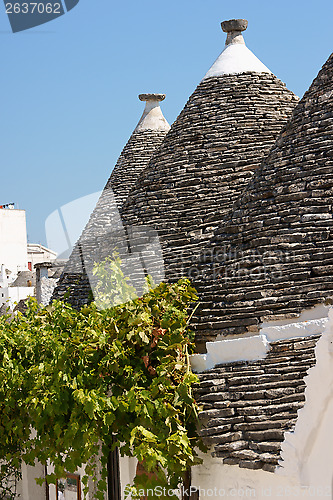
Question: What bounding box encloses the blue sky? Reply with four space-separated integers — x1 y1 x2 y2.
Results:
0 0 333 246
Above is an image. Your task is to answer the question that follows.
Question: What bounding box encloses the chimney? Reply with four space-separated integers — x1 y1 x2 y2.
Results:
35 262 52 304
221 19 248 46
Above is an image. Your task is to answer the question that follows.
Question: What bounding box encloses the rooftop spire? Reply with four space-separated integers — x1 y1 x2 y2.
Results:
203 19 271 80
221 18 248 46
135 93 170 133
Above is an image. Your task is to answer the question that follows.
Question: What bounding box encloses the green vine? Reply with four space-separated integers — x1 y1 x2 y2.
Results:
0 257 204 499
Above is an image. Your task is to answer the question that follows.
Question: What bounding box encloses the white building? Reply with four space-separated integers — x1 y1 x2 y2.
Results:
0 208 28 282
0 208 57 311
27 243 57 271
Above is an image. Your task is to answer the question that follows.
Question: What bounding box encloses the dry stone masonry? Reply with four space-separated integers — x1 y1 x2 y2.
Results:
52 94 170 307
49 19 333 477
118 21 298 302
193 52 333 343
195 335 319 471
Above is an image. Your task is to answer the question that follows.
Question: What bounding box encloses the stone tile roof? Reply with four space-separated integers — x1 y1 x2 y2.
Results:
0 303 12 316
192 52 333 343
195 335 319 472
52 21 298 313
10 271 35 287
106 129 169 210
118 25 298 300
52 96 170 307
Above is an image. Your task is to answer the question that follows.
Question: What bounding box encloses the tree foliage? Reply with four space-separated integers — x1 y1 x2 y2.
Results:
0 257 203 499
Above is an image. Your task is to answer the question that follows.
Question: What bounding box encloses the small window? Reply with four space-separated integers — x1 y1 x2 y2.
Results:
56 473 81 500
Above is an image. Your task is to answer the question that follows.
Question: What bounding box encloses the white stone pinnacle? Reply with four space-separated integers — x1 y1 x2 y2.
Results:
135 93 170 133
203 19 272 80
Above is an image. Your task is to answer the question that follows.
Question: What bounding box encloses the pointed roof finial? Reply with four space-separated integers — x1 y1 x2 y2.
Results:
202 19 271 79
135 93 170 133
139 93 166 102
221 19 248 45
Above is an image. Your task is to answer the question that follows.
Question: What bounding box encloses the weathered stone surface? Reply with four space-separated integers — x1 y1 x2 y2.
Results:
196 335 319 473
222 458 239 466
116 72 297 352
221 19 248 33
52 101 170 306
139 93 165 102
245 430 285 441
233 420 285 432
198 407 234 419
215 440 248 452
254 442 282 453
205 431 242 446
193 52 333 341
239 460 263 470
262 463 276 473
230 449 259 461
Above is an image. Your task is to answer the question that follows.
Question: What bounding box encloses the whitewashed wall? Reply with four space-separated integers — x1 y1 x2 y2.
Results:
0 286 34 308
0 210 28 278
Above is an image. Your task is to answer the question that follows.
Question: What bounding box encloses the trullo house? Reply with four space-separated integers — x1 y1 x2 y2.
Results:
17 17 333 500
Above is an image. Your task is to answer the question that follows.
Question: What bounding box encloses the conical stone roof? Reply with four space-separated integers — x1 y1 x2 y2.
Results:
52 94 170 307
194 52 333 345
118 20 298 288
108 93 170 209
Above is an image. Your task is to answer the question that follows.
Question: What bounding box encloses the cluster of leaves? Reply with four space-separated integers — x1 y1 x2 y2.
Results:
0 257 203 499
